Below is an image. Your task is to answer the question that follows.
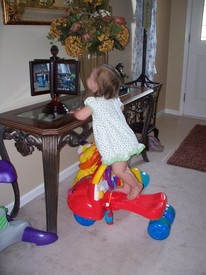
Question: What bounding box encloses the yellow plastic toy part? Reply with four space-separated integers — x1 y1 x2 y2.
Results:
72 143 101 185
79 144 96 164
79 149 100 170
92 164 108 185
130 168 143 184
73 165 99 185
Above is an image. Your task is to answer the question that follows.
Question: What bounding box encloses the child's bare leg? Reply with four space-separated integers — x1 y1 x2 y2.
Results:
115 182 131 194
112 161 142 200
127 183 142 200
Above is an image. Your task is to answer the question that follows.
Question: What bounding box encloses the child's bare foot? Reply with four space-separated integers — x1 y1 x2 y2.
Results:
116 183 131 195
127 183 142 200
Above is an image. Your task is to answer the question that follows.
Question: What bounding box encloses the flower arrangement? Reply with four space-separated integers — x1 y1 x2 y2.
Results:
47 0 129 58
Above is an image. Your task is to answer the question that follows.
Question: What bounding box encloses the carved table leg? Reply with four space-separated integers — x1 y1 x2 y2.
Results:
42 136 59 234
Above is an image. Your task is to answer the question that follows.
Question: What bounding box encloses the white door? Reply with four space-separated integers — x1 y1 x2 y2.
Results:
183 0 206 118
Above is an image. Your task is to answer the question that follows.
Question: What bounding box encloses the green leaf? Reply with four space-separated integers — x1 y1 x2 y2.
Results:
110 24 121 36
114 40 124 50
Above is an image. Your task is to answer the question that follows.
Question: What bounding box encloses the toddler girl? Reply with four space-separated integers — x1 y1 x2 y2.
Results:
71 64 145 200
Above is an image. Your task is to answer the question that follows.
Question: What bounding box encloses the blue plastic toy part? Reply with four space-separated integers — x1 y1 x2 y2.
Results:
140 171 150 189
73 213 96 226
104 210 113 225
147 218 171 240
163 204 176 225
148 204 176 240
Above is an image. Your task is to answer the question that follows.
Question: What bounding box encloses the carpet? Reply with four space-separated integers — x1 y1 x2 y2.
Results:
167 124 206 172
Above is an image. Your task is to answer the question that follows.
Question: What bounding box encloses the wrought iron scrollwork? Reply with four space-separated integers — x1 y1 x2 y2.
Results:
124 95 151 132
2 122 93 157
123 94 154 162
58 123 93 150
3 127 42 156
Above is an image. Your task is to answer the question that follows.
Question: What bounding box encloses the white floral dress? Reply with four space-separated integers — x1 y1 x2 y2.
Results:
84 96 145 165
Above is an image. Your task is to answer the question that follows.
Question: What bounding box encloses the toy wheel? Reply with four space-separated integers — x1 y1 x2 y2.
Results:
140 171 150 189
148 218 171 240
163 204 176 225
73 214 96 226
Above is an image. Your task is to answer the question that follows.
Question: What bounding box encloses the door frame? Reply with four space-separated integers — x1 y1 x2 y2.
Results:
180 0 193 116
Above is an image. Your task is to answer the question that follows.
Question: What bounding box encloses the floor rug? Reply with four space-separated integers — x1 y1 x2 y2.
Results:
167 124 206 172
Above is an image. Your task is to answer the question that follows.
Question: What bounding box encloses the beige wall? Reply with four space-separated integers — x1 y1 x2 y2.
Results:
0 0 188 208
108 0 134 74
155 0 171 112
165 0 187 111
154 0 187 113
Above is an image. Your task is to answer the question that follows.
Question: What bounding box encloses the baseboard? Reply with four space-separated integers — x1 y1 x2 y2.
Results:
156 109 165 117
6 161 79 213
164 108 181 116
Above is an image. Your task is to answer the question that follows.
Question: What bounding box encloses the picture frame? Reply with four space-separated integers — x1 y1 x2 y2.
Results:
29 58 80 97
1 0 67 25
55 59 80 96
29 60 50 96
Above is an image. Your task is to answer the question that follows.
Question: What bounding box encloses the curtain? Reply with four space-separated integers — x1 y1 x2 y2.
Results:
131 0 157 81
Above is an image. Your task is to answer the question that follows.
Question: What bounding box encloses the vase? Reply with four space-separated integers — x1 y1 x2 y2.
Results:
79 52 108 92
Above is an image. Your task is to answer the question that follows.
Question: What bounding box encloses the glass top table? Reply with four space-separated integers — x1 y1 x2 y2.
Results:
17 95 83 122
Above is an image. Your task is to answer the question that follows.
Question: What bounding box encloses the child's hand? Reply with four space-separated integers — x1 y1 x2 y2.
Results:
70 106 92 121
69 108 80 114
69 109 75 114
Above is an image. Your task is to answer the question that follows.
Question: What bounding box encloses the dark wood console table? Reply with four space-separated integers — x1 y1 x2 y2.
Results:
0 87 157 234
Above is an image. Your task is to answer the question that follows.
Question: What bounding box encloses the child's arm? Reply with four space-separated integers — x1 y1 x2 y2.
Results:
71 106 92 121
118 97 124 111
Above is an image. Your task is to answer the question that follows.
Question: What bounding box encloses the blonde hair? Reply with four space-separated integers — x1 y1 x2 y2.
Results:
93 64 121 99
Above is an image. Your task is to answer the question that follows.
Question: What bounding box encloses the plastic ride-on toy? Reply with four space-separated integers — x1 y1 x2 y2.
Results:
0 160 58 252
67 142 175 240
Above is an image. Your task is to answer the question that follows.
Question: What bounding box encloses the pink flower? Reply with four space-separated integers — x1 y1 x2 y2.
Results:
82 33 92 43
115 16 126 25
70 22 82 33
103 16 111 22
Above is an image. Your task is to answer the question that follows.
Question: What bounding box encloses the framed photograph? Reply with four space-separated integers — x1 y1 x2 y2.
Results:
55 60 80 95
2 0 67 25
29 58 80 97
29 60 50 96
